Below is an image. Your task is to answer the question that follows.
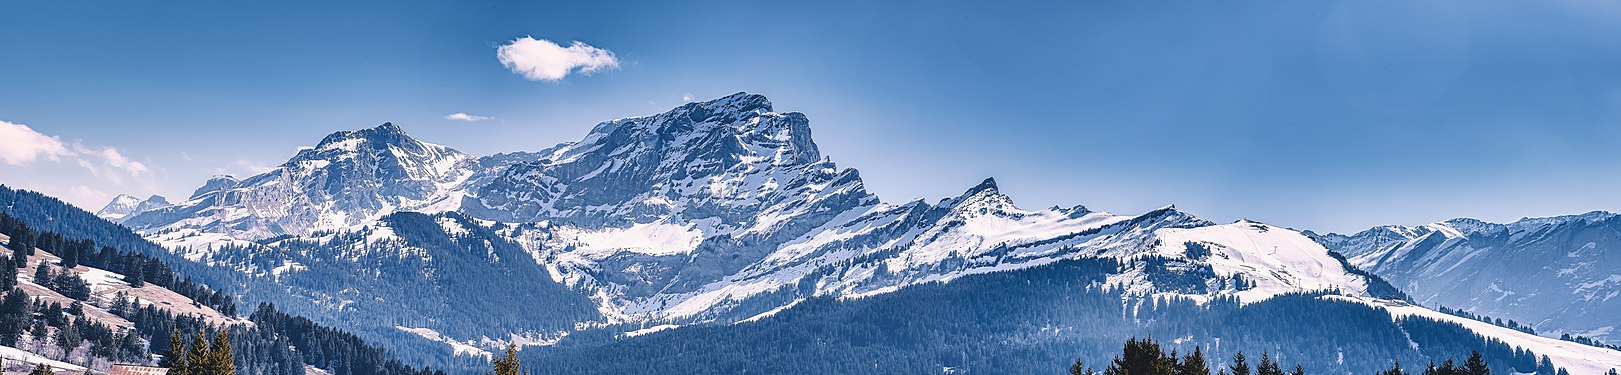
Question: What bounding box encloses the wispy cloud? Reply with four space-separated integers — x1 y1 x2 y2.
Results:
496 37 619 82
1 119 147 179
0 119 73 165
0 118 155 208
682 93 695 102
69 143 148 184
445 112 494 122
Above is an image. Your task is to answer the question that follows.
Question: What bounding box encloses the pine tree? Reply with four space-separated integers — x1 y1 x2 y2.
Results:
53 322 79 354
1071 358 1097 375
1536 356 1556 375
109 291 130 317
28 320 46 340
1178 347 1211 375
1463 351 1489 375
1229 353 1252 375
0 288 31 346
125 257 144 287
0 257 15 291
184 331 211 375
1291 365 1304 375
118 332 144 361
10 231 29 268
1105 337 1174 375
1383 360 1407 375
159 330 188 375
1257 354 1283 375
29 363 53 375
493 344 522 375
32 262 50 286
208 331 235 375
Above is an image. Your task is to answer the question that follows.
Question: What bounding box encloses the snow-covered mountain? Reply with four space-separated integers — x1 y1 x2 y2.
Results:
95 194 169 221
94 93 1621 373
122 122 483 243
1314 211 1621 345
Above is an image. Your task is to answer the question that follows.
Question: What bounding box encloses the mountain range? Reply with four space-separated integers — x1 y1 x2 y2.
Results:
1313 212 1621 344
83 93 1620 374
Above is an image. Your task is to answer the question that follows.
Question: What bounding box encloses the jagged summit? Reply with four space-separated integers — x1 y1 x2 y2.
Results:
967 177 999 194
95 194 169 222
123 121 479 241
468 92 853 227
312 122 412 151
190 175 241 199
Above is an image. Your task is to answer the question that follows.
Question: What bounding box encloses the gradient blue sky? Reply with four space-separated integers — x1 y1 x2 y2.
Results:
2 0 1620 233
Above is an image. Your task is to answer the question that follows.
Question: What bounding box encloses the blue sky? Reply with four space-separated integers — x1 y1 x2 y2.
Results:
2 0 1620 233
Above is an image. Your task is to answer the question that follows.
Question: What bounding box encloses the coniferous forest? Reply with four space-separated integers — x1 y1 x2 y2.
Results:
1070 337 1517 375
520 258 1582 374
0 186 442 375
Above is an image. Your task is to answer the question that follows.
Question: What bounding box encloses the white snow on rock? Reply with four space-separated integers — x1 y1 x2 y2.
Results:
1146 221 1369 303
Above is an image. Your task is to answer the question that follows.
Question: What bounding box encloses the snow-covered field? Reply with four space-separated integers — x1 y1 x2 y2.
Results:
0 344 87 372
1334 296 1621 374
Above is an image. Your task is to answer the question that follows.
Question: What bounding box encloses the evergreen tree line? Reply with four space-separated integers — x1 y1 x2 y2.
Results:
112 271 445 375
247 303 444 375
0 287 149 366
1432 306 1536 336
1069 337 1508 375
121 297 300 375
30 260 92 301
0 211 236 315
1556 332 1620 351
522 258 1591 374
158 330 236 375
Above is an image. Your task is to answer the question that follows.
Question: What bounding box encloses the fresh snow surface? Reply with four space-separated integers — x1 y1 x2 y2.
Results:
1145 221 1369 303
0 345 87 371
620 324 680 338
553 220 707 257
1333 296 1621 375
395 326 492 358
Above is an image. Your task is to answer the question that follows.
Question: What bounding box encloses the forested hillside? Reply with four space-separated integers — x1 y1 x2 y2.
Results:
523 258 1596 374
0 185 457 374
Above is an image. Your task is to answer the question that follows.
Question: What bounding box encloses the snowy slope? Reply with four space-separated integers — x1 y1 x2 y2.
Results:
1334 296 1621 375
1133 220 1371 303
0 345 87 372
1318 212 1621 344
1 234 243 328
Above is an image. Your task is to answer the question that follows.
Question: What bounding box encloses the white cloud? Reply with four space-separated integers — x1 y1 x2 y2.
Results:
67 142 148 183
1 118 150 187
93 145 148 175
682 93 695 102
0 119 73 165
496 37 619 82
445 112 494 122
